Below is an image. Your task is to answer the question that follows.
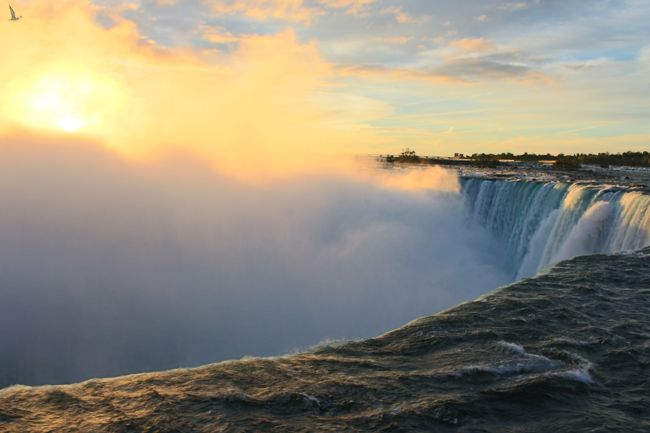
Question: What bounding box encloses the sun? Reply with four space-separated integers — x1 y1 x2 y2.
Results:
26 73 97 133
10 68 123 135
57 116 86 133
27 77 89 132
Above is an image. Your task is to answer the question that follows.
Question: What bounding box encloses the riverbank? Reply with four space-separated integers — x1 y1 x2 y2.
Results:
381 159 650 190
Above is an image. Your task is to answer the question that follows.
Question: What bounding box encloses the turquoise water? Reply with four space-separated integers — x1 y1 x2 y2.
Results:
462 178 650 277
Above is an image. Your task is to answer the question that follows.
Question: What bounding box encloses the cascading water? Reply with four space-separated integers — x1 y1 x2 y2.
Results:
462 178 650 279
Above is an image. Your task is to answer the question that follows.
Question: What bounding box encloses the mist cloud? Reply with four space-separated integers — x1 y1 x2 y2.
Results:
0 137 509 386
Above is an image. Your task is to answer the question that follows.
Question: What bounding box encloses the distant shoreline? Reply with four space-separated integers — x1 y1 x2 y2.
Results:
377 154 650 190
378 149 650 169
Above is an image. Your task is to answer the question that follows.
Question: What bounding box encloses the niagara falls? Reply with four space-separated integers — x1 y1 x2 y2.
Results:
1 1 649 432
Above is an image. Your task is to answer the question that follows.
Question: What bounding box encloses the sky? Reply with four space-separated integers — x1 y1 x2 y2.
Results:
1 0 649 172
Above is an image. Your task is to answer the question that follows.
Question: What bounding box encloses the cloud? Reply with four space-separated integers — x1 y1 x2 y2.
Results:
0 1 382 181
336 64 464 85
380 6 430 24
338 47 551 85
638 45 650 63
205 0 321 23
432 57 538 81
450 37 495 53
319 0 376 15
198 24 239 44
502 1 529 11
328 30 551 85
367 35 413 45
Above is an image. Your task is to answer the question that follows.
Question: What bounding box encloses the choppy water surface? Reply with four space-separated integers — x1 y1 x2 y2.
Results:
2 248 648 432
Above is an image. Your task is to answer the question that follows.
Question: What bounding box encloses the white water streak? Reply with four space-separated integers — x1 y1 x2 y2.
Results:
463 179 650 278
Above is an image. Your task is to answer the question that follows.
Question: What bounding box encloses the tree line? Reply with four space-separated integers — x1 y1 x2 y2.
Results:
381 149 650 168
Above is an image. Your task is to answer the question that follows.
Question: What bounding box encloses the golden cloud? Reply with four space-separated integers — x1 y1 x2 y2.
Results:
319 0 376 15
450 38 495 53
205 0 321 23
0 1 380 181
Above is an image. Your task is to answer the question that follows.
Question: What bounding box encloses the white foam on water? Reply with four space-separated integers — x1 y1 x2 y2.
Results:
453 357 563 377
452 343 565 378
498 341 526 355
554 368 595 385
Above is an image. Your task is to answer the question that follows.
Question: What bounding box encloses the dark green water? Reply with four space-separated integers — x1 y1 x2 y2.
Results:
1 248 648 432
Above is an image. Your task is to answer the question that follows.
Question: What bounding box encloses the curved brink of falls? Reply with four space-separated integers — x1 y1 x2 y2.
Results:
462 178 650 279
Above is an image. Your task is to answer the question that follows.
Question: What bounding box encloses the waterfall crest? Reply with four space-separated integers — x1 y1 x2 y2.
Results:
462 178 650 278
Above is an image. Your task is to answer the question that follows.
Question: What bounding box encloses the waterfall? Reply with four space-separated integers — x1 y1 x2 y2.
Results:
462 178 650 279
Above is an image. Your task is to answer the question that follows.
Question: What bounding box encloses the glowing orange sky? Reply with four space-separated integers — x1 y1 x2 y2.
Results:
1 0 648 178
0 2 379 179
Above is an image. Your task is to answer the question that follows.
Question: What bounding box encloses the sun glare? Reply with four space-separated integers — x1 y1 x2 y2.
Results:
57 116 86 133
28 74 95 133
9 69 123 135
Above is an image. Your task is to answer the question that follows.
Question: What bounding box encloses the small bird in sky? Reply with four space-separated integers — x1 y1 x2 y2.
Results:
8 4 21 21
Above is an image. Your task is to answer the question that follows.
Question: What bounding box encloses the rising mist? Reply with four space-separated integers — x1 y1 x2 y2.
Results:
0 136 510 386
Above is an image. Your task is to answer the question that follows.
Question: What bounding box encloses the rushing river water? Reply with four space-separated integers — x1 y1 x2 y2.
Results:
2 248 649 432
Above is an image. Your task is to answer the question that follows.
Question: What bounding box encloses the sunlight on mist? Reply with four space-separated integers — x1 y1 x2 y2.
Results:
0 1 379 181
0 136 509 385
11 69 124 133
375 165 461 193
